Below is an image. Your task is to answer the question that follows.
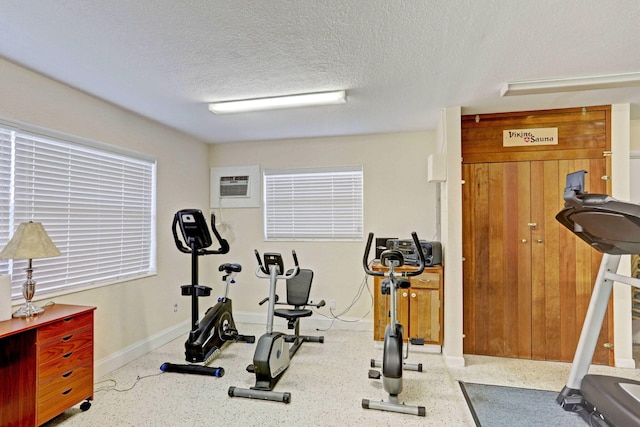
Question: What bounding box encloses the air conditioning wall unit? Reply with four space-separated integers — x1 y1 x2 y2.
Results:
210 165 261 208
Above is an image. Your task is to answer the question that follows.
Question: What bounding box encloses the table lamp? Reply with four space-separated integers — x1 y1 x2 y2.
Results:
0 221 61 317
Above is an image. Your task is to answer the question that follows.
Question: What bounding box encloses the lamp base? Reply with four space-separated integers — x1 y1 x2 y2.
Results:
13 301 45 318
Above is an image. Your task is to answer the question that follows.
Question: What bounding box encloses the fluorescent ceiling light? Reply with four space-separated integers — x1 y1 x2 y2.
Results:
500 72 640 97
208 90 346 114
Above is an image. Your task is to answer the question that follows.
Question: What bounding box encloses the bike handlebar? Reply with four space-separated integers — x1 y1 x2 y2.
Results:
254 249 300 278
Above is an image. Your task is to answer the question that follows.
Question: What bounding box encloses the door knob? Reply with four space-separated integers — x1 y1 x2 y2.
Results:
521 239 527 243
411 293 416 298
537 239 543 243
402 292 408 298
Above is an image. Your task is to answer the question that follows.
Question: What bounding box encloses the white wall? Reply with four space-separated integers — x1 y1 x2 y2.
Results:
0 58 212 376
439 106 465 367
209 132 439 326
611 104 634 368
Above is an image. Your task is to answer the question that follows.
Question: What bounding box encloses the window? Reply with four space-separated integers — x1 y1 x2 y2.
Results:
264 166 363 241
0 121 157 299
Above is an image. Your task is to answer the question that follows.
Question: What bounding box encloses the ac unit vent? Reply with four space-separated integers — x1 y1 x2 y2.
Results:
220 175 249 198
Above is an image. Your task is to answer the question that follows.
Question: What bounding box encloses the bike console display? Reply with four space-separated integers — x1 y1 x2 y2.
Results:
177 210 212 250
173 209 229 255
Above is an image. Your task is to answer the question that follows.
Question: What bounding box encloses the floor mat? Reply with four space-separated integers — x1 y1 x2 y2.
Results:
459 382 588 427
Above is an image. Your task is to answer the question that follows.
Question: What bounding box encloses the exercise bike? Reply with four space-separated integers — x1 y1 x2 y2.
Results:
228 249 325 403
362 231 426 416
160 209 255 377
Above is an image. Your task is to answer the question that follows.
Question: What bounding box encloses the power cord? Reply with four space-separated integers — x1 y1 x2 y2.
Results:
94 372 164 394
313 273 374 331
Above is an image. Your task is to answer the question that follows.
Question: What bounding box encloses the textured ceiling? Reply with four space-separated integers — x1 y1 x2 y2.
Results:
1 1 640 144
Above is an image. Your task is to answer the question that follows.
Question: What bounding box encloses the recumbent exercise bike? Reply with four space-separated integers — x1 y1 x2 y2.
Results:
228 249 325 403
362 231 427 416
161 209 255 377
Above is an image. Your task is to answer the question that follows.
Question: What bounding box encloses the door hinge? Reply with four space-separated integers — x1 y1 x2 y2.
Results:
603 151 612 157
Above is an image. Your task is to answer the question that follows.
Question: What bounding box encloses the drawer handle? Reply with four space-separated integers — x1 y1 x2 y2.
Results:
63 352 73 358
62 334 73 341
62 370 74 378
419 279 432 283
63 317 74 322
62 388 73 395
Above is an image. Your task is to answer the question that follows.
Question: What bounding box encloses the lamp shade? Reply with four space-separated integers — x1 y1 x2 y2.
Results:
0 221 61 260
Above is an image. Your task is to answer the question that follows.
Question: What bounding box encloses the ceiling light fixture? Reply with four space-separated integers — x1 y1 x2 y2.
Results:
208 90 346 114
500 72 640 97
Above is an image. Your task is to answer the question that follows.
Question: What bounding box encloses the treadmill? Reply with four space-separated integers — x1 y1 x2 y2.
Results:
556 170 640 426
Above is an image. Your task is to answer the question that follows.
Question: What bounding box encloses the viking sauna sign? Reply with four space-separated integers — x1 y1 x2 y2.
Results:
503 128 558 147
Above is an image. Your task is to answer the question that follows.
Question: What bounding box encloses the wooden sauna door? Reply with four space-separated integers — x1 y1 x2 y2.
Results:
461 106 613 365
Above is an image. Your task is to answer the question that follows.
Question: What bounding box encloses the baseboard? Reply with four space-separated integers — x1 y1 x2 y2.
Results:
94 319 189 378
615 357 637 369
443 348 466 368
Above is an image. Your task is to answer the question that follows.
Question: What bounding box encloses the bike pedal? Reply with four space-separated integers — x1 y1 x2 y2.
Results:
368 369 381 380
246 364 255 373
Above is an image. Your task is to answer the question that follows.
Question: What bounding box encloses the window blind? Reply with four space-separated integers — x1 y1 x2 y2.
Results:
1 126 156 299
264 166 363 240
0 128 12 278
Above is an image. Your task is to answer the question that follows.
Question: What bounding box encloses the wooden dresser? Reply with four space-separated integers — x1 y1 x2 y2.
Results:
0 304 96 426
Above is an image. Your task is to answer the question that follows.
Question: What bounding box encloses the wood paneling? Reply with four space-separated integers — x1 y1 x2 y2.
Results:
462 106 613 365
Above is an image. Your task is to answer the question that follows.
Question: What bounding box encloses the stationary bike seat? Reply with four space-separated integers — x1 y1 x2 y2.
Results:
380 249 404 268
219 263 242 273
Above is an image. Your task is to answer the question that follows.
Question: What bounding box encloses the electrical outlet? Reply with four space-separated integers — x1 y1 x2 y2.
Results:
329 299 336 310
173 303 178 313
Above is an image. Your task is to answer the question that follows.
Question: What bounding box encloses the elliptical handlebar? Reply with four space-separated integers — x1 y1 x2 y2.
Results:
362 231 426 277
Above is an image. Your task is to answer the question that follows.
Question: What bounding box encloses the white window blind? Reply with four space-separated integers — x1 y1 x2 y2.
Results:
0 124 157 299
264 166 363 240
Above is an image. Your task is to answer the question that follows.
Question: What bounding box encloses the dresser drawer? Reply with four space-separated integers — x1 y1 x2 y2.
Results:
38 360 93 401
37 369 93 426
38 311 93 343
38 324 93 363
409 272 440 289
38 343 93 385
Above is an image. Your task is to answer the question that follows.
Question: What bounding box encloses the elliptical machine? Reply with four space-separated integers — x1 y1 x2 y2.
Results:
160 209 255 377
362 231 426 416
228 249 324 403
